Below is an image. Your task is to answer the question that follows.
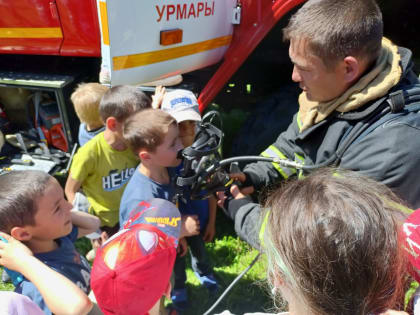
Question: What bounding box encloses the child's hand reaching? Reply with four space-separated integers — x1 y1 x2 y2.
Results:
180 215 200 237
0 233 93 315
151 85 166 109
0 232 33 273
91 231 109 250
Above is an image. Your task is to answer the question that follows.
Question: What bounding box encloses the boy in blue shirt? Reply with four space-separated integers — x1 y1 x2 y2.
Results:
0 170 100 315
120 108 200 239
119 109 184 225
161 89 218 310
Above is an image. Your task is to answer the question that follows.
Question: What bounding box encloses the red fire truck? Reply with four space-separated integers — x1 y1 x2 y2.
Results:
1 0 305 102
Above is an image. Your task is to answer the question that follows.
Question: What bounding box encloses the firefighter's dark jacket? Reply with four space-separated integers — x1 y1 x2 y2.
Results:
230 47 420 249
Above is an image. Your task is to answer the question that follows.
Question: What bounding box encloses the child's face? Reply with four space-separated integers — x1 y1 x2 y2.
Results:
27 178 73 241
178 120 197 147
149 123 184 167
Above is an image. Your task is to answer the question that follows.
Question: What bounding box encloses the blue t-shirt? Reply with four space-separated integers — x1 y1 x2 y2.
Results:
15 227 91 315
178 189 209 230
179 196 209 231
176 164 209 229
119 166 176 228
78 123 105 146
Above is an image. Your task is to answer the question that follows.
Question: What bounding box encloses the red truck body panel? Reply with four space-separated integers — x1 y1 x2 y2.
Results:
0 0 63 55
0 0 304 107
0 0 100 56
55 0 101 56
198 0 305 110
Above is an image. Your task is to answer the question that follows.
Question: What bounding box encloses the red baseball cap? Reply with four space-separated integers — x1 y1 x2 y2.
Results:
91 198 181 315
401 209 420 283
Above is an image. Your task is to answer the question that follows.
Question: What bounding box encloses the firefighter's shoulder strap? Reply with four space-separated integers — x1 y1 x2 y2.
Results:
332 84 420 165
354 84 420 143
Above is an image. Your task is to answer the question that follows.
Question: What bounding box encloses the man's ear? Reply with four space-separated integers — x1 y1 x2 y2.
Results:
342 56 362 84
10 226 32 241
106 117 118 131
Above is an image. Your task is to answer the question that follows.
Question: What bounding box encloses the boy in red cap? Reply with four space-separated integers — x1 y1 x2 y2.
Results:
91 198 181 315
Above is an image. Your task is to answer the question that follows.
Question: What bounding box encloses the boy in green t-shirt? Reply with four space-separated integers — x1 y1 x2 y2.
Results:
65 85 151 259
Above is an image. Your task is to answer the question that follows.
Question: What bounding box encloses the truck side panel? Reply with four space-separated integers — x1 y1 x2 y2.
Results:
55 0 101 57
99 0 236 86
0 0 101 57
0 0 63 55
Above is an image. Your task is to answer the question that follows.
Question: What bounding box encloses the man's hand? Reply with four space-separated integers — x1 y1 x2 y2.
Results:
0 232 33 272
229 172 246 183
216 172 255 208
203 222 216 243
216 173 255 222
151 85 166 109
229 172 255 195
177 237 188 257
180 215 200 237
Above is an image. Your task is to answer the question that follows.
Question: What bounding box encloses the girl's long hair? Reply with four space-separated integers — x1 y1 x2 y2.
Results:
264 168 408 315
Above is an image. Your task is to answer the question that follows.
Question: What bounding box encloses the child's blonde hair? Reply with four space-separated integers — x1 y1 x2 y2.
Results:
71 83 109 128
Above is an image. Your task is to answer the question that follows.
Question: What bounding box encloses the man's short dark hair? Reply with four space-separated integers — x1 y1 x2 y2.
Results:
99 85 152 123
0 171 52 233
283 0 383 69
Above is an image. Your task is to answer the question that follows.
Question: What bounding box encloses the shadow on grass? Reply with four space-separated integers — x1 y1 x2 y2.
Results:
168 268 275 315
214 211 237 239
164 204 282 314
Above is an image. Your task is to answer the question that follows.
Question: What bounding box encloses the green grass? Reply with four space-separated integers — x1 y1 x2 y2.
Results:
0 214 276 314
170 213 275 315
176 236 271 314
0 271 14 291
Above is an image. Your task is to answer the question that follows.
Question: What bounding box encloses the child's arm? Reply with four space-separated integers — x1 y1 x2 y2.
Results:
0 232 93 315
151 85 166 109
65 173 82 204
71 210 101 239
203 196 217 242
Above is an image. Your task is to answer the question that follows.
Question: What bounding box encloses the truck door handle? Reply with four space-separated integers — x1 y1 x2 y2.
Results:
49 1 59 20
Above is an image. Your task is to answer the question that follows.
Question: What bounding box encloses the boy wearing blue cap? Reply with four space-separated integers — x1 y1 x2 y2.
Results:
161 89 219 310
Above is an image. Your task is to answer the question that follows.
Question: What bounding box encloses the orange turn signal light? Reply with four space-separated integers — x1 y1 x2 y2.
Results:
160 29 183 46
